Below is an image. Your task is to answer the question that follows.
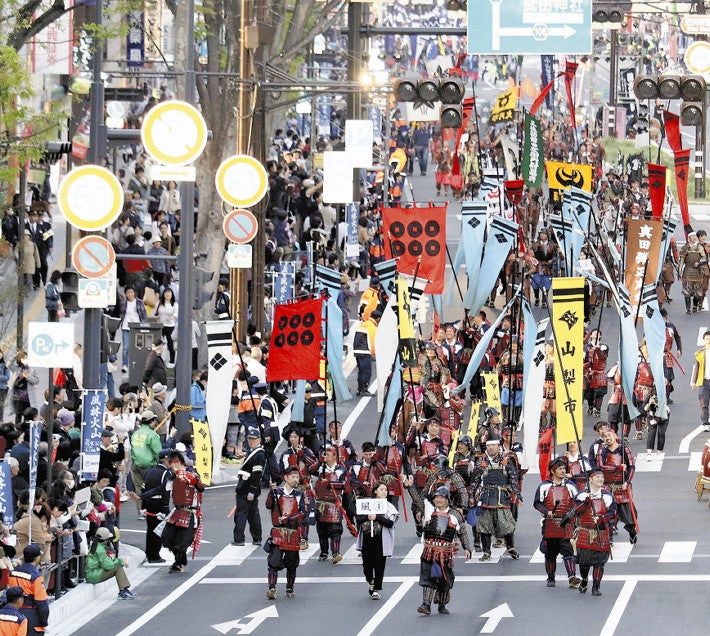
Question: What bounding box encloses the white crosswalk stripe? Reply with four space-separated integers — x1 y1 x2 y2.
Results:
636 453 664 471
689 451 702 472
342 542 362 564
659 541 696 563
401 543 422 565
610 541 634 563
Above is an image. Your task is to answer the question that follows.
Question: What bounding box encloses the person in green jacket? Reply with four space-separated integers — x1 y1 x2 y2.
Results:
130 410 163 518
85 527 135 600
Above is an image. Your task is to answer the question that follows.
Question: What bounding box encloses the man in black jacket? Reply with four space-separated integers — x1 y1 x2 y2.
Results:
232 427 266 546
141 450 173 563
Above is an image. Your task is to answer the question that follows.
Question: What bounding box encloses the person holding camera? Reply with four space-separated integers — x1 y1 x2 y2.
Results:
643 390 669 462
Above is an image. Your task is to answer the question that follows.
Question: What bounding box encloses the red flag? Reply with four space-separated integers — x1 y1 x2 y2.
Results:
530 78 556 116
504 179 525 206
451 97 476 179
674 148 692 237
647 163 666 221
267 298 323 382
563 61 579 130
664 110 682 153
383 205 447 294
538 427 554 477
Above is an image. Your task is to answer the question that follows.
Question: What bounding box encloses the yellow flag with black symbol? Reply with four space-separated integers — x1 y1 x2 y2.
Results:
551 278 585 445
396 277 418 368
191 418 212 486
481 372 501 413
490 88 517 124
545 161 593 204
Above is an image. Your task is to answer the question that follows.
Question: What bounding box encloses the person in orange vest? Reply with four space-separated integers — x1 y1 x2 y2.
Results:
0 587 28 636
6 545 48 634
358 276 384 322
353 310 380 396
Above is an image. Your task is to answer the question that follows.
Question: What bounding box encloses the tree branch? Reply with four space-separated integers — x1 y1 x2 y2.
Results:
9 0 68 52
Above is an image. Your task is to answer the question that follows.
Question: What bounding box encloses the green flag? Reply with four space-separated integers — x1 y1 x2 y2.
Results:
522 110 544 188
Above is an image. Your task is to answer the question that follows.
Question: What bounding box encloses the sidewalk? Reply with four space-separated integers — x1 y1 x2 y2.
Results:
48 543 154 636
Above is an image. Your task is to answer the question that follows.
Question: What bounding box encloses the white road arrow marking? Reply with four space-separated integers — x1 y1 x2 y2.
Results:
479 602 513 633
211 607 279 634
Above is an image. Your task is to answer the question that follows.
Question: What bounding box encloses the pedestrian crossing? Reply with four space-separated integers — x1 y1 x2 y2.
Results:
227 539 701 567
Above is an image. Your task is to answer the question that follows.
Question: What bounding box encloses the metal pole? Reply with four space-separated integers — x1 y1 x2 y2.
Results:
230 0 252 340
174 0 198 437
16 168 27 350
46 369 54 494
83 0 105 395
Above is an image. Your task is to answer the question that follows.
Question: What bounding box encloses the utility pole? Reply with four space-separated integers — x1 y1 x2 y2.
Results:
230 0 253 340
250 0 272 335
174 0 198 436
83 0 106 394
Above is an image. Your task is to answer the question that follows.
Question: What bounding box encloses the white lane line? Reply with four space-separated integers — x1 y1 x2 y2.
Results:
659 541 696 563
599 579 637 636
356 580 416 636
679 425 704 454
115 544 257 636
342 542 362 564
342 384 376 439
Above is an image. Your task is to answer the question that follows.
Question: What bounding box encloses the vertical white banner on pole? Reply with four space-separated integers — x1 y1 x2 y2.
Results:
323 151 353 204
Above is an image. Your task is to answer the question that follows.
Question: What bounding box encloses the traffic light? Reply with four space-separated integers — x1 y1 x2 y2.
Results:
592 1 631 23
633 74 707 126
393 77 465 128
42 142 72 164
60 269 80 312
194 268 215 309
439 77 465 128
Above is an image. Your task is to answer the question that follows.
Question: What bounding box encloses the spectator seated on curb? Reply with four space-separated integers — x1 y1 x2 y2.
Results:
85 528 135 600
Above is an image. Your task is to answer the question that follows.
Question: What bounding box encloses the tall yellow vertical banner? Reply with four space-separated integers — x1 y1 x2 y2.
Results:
481 372 501 413
396 278 418 368
552 278 585 445
191 419 212 486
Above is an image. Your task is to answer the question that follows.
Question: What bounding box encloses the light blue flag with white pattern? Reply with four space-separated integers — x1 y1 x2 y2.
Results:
617 284 641 419
377 356 403 447
640 284 668 417
463 215 518 312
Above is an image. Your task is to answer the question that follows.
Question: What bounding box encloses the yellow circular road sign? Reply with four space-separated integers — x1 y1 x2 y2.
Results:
57 165 124 231
685 41 710 75
215 155 268 208
141 100 208 166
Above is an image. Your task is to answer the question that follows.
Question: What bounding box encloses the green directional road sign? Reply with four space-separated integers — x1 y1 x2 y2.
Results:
468 0 593 55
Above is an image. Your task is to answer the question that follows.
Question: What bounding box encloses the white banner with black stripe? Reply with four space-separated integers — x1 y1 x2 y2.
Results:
205 319 234 479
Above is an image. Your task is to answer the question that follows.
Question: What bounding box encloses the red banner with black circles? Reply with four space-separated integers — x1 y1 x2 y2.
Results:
267 297 323 382
382 205 447 294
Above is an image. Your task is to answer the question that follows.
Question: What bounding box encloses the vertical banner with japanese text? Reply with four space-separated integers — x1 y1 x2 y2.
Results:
345 203 360 258
396 278 417 368
191 419 212 486
81 390 106 482
624 218 662 310
552 278 585 445
522 111 544 188
0 463 13 527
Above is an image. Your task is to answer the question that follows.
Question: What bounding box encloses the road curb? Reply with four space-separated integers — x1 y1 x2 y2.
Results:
47 542 153 636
